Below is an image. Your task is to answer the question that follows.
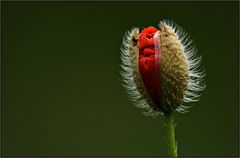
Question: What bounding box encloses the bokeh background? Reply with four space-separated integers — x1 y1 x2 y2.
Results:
1 1 239 157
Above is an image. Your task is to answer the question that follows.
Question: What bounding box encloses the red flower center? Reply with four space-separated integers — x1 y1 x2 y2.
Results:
138 26 161 106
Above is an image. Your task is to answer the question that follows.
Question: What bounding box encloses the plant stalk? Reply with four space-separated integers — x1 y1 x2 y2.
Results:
165 112 178 157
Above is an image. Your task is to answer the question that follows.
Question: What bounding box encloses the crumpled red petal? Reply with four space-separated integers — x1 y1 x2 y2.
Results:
138 26 161 106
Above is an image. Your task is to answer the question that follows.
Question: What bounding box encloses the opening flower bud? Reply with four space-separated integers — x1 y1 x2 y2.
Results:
121 20 205 115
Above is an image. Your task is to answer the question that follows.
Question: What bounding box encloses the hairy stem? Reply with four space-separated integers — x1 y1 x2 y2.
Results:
165 112 178 157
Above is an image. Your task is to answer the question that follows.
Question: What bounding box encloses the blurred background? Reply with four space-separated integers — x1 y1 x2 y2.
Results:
1 1 239 157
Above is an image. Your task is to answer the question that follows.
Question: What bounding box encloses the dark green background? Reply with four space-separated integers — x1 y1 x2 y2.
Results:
1 1 239 157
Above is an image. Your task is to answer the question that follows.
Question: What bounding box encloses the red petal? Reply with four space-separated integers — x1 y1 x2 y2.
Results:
138 26 160 106
143 47 155 56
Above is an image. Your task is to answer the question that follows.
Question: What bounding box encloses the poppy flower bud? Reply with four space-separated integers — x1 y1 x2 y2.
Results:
120 20 205 115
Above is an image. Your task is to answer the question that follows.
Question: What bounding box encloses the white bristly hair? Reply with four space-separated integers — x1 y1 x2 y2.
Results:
159 20 206 113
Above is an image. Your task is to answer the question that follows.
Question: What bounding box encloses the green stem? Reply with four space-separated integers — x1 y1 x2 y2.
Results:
165 112 178 157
